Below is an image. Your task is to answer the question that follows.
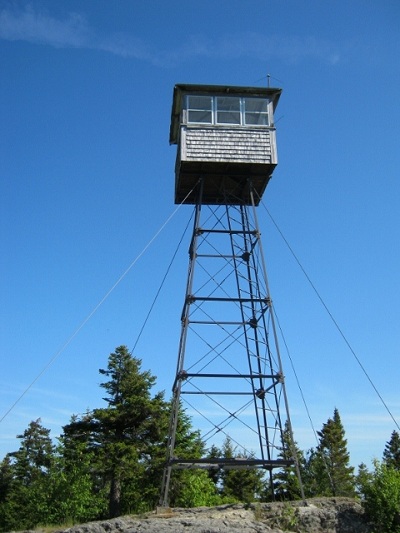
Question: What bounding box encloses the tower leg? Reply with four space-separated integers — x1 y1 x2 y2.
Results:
160 180 302 505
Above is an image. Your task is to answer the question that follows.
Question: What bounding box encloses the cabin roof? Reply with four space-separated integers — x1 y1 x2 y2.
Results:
170 83 282 144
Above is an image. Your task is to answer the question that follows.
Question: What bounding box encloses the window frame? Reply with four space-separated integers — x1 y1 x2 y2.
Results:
186 95 213 125
185 95 270 127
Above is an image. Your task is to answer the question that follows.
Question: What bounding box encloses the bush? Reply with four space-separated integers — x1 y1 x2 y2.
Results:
361 461 400 532
173 470 222 507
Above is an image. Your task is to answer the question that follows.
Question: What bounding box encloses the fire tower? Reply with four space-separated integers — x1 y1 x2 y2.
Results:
160 84 299 505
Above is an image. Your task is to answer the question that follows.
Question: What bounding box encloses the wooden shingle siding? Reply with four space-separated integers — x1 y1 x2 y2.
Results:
182 127 276 164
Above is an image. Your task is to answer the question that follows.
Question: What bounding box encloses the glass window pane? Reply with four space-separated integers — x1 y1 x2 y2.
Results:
245 98 269 112
244 98 269 126
217 111 241 124
188 110 212 123
245 112 269 125
188 95 212 110
216 97 240 124
187 95 212 123
216 97 240 112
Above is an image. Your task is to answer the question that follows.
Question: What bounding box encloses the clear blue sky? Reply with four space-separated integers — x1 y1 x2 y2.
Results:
1 0 399 469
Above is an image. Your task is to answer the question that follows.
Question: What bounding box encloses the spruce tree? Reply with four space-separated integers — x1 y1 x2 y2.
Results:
206 444 222 486
161 400 228 508
63 346 169 517
0 419 55 530
355 462 372 497
274 420 306 500
316 408 355 497
303 447 329 497
216 436 265 503
383 430 400 470
0 455 14 530
63 347 212 514
96 346 168 516
53 419 107 523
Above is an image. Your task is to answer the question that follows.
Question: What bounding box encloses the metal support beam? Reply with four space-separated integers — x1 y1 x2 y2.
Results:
160 179 303 507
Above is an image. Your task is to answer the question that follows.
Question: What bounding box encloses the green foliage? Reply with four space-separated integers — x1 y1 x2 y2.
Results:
0 353 367 533
0 455 13 504
355 462 373 497
274 420 306 500
208 436 265 503
63 345 169 517
303 446 331 497
313 408 355 497
165 405 214 508
1 346 214 530
360 460 400 533
384 431 400 471
171 404 206 460
279 503 299 531
0 419 56 531
11 419 54 482
173 470 221 507
48 434 107 524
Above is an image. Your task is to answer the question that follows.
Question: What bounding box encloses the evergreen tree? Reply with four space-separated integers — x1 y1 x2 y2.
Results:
96 346 167 517
0 419 56 531
383 431 400 470
215 436 265 503
355 462 372 497
360 460 400 533
64 346 169 517
315 408 355 497
162 404 215 508
303 447 329 497
206 444 222 486
11 419 54 483
273 421 306 500
0 455 14 529
51 420 107 524
0 346 229 526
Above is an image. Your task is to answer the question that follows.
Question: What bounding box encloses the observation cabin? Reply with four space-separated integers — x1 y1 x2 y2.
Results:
170 83 282 206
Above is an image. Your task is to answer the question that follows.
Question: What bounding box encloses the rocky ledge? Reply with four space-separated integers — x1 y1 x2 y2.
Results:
51 498 371 533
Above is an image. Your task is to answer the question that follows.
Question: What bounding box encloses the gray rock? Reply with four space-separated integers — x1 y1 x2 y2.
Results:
252 498 372 533
50 498 372 533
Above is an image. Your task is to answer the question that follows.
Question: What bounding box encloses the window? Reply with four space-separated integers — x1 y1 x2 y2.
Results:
244 98 269 126
216 97 241 124
186 95 270 126
187 95 212 124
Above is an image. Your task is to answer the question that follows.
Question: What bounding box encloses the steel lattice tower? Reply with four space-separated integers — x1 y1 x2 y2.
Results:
160 84 301 506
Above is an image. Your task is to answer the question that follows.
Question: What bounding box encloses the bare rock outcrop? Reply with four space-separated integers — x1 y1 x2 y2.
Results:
52 498 372 533
258 498 371 532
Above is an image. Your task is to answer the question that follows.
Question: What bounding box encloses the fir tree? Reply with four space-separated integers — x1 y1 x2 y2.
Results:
96 346 167 517
355 462 372 497
216 436 265 503
0 455 14 529
303 447 329 497
63 346 169 517
53 420 107 523
316 408 355 497
0 419 56 531
274 420 306 500
383 430 400 470
206 444 222 486
155 403 209 508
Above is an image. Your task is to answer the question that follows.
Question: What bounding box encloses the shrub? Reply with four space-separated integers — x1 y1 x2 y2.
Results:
361 460 400 532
